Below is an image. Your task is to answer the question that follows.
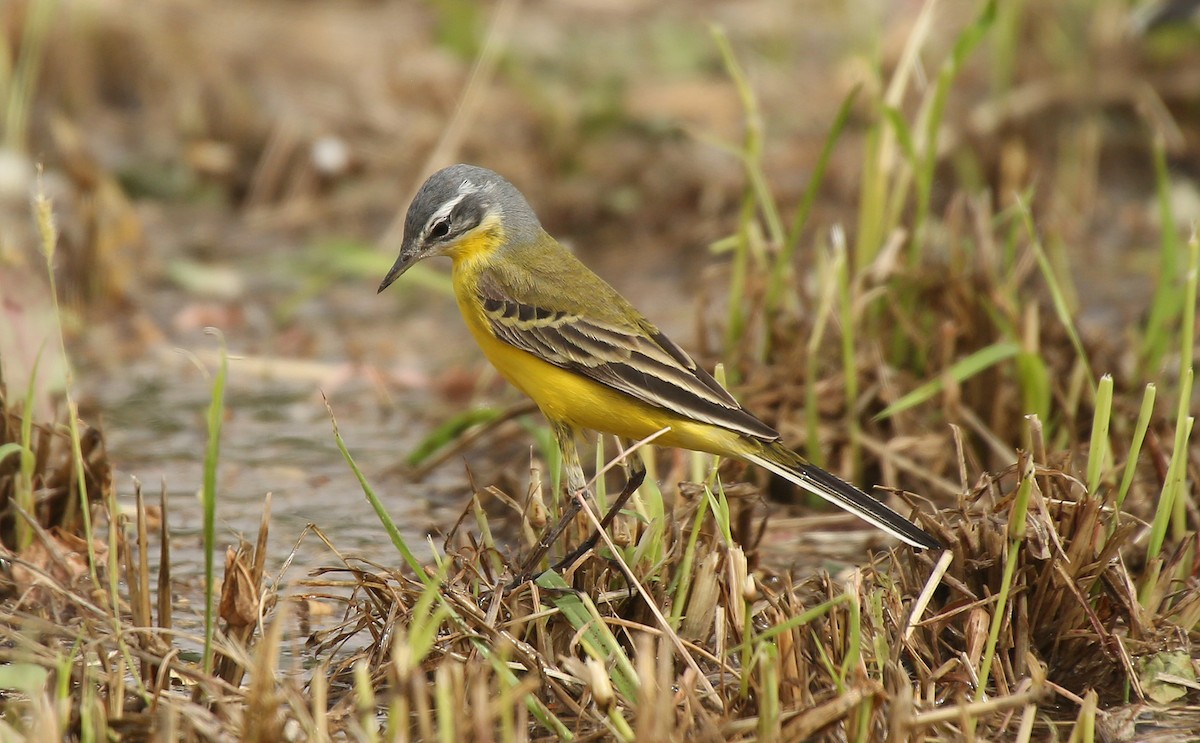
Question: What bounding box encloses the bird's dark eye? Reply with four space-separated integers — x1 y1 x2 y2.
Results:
429 219 450 240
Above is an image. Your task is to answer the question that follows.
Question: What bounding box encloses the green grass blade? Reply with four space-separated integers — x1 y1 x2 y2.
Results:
1178 229 1198 388
628 475 664 568
730 594 852 653
536 571 639 701
875 342 1020 420
883 105 917 165
710 24 784 249
330 399 572 736
1112 384 1156 527
1016 199 1095 387
974 450 1034 706
838 588 862 685
200 330 228 675
703 480 734 547
756 642 780 740
1086 375 1113 494
805 243 842 464
1141 398 1193 605
1139 136 1184 374
2 433 34 551
0 663 48 695
767 85 860 316
326 396 430 583
990 0 1026 93
835 227 861 479
406 407 505 467
669 499 709 629
855 108 886 269
1144 369 1193 560
15 348 43 551
0 442 27 463
1167 233 1198 540
1015 344 1052 425
911 0 996 267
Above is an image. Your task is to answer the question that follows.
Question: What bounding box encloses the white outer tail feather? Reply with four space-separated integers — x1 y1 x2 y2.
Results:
744 452 935 550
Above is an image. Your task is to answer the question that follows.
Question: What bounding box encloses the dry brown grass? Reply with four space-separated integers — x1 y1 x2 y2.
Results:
3 0 1200 740
2 364 1198 741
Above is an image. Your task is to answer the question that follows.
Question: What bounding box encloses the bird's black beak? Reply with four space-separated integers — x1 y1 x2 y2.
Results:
377 248 417 293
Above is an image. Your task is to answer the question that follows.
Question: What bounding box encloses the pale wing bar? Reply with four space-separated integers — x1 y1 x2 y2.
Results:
480 292 778 441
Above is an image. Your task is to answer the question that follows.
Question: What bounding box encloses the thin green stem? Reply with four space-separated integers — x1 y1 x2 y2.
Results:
200 330 228 675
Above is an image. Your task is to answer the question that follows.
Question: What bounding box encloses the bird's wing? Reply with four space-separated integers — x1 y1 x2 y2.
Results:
476 273 779 441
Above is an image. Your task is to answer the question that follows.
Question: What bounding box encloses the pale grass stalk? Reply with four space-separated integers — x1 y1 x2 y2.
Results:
33 182 99 586
354 659 380 743
1066 689 1098 743
2 0 58 150
1014 703 1037 743
834 225 862 479
855 0 939 267
904 550 954 643
435 663 458 743
756 642 781 743
909 686 1041 728
569 483 719 703
806 237 843 464
311 665 328 743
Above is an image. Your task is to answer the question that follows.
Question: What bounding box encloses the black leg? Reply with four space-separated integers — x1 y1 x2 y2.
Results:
509 422 587 589
548 444 647 575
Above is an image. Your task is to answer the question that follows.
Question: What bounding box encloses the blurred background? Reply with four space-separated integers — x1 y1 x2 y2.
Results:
2 0 1198 578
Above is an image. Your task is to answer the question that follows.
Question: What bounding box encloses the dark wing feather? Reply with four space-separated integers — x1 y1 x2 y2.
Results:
478 276 778 441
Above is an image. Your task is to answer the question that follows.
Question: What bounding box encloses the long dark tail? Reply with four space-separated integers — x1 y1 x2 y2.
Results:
744 442 942 550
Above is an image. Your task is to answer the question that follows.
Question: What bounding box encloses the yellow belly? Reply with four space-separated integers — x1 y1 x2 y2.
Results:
452 277 741 457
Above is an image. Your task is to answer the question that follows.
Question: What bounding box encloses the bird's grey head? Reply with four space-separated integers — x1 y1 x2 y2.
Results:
378 164 541 292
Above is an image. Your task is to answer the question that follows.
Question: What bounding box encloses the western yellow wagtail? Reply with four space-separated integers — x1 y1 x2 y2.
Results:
379 164 941 580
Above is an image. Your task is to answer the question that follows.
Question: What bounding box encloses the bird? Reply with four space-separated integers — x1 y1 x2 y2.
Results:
378 164 941 581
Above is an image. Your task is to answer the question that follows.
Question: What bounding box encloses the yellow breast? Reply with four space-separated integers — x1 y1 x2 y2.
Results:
448 238 739 456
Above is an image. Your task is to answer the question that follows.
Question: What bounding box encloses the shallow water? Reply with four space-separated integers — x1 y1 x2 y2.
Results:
91 359 465 571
